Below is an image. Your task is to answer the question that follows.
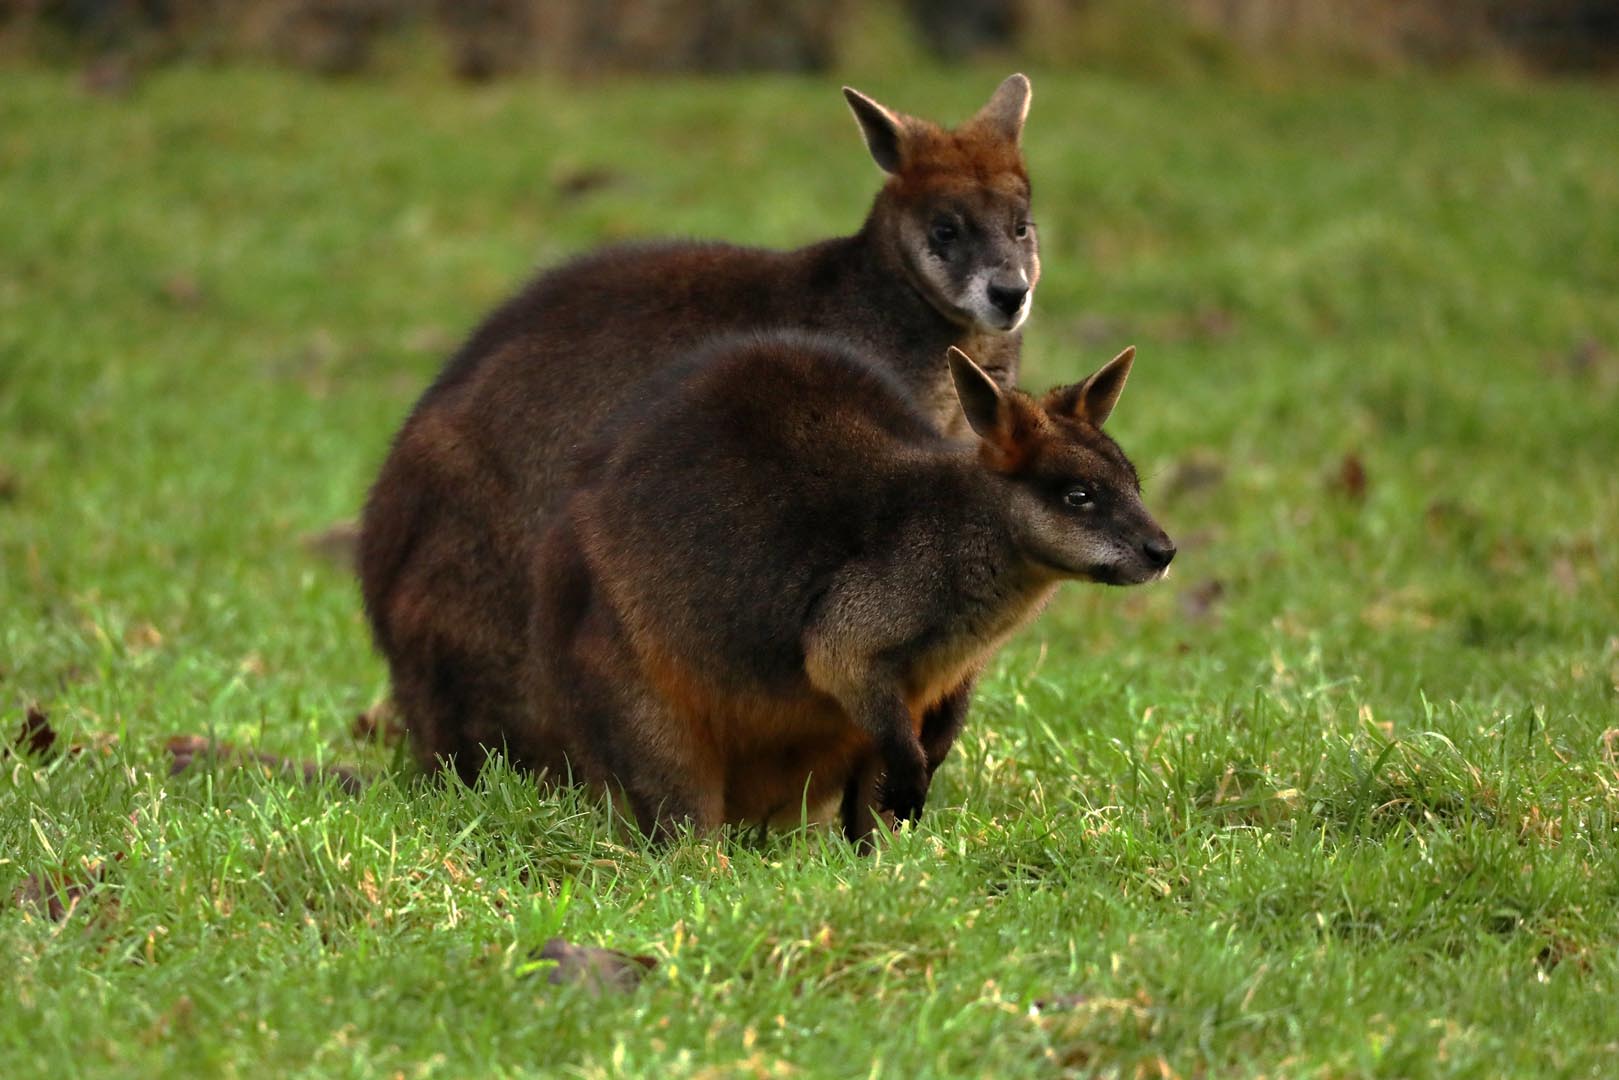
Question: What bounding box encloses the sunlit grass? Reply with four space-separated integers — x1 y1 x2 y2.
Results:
2 62 1617 1077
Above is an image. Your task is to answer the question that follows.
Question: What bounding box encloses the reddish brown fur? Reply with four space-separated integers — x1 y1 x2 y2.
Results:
520 332 1171 842
359 78 1043 799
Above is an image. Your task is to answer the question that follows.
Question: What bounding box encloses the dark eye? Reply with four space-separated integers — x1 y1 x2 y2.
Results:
930 222 958 245
1062 486 1092 509
1014 221 1032 240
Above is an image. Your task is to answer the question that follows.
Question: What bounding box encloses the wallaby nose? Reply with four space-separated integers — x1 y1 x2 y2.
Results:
987 283 1028 318
1143 536 1176 570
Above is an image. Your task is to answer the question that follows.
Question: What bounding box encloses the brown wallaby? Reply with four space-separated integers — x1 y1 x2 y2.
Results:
360 75 1043 783
526 333 1174 841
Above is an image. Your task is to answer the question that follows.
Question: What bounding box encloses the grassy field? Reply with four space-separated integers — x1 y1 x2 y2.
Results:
2 60 1618 1078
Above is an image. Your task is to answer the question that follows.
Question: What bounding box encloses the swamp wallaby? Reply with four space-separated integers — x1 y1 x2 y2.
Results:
360 76 1043 781
526 333 1173 841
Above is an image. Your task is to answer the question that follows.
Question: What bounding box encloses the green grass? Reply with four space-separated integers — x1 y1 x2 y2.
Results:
3 61 1618 1078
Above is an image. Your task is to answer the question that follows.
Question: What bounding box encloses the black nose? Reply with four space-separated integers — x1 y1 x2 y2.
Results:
1143 536 1176 569
987 283 1028 318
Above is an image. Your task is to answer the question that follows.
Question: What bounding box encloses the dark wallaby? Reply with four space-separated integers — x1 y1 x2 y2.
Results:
360 75 1043 782
528 333 1174 841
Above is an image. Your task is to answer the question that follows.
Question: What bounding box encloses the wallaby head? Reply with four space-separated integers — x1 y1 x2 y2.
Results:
844 74 1039 335
946 345 1175 586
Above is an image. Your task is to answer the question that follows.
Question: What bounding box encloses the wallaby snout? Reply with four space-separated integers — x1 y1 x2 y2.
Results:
1142 533 1176 572
986 280 1029 320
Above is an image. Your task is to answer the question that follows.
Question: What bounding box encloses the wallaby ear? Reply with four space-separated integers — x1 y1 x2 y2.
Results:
969 73 1031 145
1048 346 1135 428
947 346 1009 441
843 86 906 174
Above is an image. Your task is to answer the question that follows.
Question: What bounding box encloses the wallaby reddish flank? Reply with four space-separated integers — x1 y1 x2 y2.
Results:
527 334 1173 841
360 76 1043 781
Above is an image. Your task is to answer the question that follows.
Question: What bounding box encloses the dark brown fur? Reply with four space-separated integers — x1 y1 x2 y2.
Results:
525 332 1173 841
360 77 1042 785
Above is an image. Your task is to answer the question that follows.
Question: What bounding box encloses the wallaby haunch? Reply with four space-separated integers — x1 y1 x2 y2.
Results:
530 334 1173 841
360 75 1043 782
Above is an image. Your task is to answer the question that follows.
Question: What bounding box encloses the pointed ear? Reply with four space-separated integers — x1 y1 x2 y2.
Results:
947 347 1008 441
1048 346 1135 428
843 86 905 174
968 73 1030 145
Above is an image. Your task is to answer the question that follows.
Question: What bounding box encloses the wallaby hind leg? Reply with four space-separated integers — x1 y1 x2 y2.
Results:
388 640 527 784
530 523 725 841
553 649 725 841
380 553 531 783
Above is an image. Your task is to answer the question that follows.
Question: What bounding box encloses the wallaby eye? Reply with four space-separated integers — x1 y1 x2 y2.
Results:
930 221 958 245
1014 221 1032 240
1062 486 1093 509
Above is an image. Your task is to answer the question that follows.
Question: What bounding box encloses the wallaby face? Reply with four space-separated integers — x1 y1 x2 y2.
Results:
948 346 1176 586
845 75 1039 334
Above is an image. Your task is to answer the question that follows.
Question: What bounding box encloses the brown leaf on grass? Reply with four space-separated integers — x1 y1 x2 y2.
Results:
159 274 204 309
301 520 361 570
139 995 195 1045
1160 305 1239 344
0 466 18 503
165 736 366 795
1179 579 1226 622
1599 728 1619 767
125 621 164 652
80 56 136 97
12 855 117 922
6 706 120 763
1159 449 1225 503
1536 936 1591 975
533 937 657 996
1551 556 1580 597
1065 312 1130 348
1557 336 1617 389
1333 453 1368 502
352 698 406 746
555 167 624 201
14 704 56 758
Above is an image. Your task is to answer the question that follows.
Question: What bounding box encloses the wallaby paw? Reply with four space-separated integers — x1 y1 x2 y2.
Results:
878 764 928 825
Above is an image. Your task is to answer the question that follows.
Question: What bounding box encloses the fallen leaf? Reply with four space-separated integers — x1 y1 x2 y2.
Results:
302 520 360 570
1065 312 1129 348
14 704 56 758
554 167 623 201
1551 556 1579 597
1159 450 1225 503
1558 336 1615 388
125 621 164 652
0 466 18 503
159 274 204 309
1179 579 1226 622
1333 453 1368 502
531 937 657 996
12 855 116 921
352 698 406 746
80 56 136 97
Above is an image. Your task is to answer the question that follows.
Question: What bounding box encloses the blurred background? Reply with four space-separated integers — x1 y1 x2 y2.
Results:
4 0 1617 83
